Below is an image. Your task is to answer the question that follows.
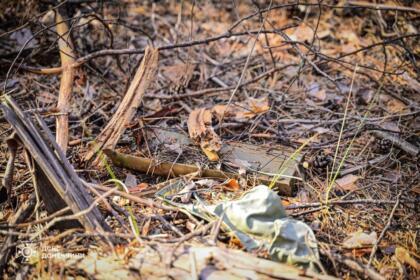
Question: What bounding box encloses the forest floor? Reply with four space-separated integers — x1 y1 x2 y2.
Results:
0 1 419 279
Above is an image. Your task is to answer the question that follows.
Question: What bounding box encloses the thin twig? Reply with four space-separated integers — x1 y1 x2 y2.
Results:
285 199 399 210
367 191 402 267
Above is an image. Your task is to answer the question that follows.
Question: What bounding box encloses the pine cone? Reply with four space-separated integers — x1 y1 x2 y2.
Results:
377 138 392 153
312 153 332 170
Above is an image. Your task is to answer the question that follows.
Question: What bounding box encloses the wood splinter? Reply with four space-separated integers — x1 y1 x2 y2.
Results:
84 46 159 165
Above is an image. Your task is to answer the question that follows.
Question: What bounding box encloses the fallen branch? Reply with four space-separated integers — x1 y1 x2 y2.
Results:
104 149 235 179
86 182 177 212
84 46 158 164
347 1 420 13
16 28 294 76
367 191 402 267
55 11 76 153
286 199 399 210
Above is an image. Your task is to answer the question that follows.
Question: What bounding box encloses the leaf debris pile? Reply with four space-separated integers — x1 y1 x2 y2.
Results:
0 1 419 279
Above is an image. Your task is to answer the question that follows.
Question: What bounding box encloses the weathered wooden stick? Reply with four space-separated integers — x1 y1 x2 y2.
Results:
104 149 235 179
55 11 76 153
104 149 293 194
85 47 159 164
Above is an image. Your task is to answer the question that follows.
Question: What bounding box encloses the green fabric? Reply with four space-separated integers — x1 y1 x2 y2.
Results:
157 183 319 268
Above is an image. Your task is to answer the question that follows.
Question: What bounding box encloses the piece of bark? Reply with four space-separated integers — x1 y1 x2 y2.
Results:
128 243 337 280
0 96 110 236
84 47 159 164
55 11 76 153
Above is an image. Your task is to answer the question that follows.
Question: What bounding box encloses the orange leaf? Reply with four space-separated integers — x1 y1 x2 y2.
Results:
223 179 240 192
128 183 149 193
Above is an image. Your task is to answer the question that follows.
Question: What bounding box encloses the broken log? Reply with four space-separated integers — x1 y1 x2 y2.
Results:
0 96 110 235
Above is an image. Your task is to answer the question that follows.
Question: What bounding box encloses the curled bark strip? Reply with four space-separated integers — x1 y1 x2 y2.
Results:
55 11 76 153
84 46 159 164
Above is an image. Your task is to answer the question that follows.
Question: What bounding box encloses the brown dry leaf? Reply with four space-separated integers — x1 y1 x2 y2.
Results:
387 99 407 113
142 217 151 236
187 108 221 161
286 23 314 42
236 97 270 119
202 21 230 34
343 231 377 249
212 97 270 120
161 62 194 90
335 174 359 191
229 235 243 248
211 104 232 120
348 248 373 257
410 184 420 195
144 98 162 113
130 6 147 15
339 31 362 53
317 29 331 39
395 247 420 270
